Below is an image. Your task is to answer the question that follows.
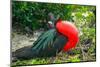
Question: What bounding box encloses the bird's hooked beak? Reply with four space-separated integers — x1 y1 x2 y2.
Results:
48 18 62 28
48 21 53 25
48 21 55 28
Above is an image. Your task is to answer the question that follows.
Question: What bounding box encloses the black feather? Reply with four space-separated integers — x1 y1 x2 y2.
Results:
12 29 68 60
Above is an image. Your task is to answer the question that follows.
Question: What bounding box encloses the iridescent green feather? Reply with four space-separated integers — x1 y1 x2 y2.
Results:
32 29 57 52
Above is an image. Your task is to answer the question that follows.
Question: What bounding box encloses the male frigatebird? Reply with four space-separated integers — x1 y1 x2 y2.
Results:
12 13 79 61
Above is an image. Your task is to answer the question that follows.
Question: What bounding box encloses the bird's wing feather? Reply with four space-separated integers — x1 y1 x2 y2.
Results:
32 29 57 52
31 29 68 57
13 29 68 59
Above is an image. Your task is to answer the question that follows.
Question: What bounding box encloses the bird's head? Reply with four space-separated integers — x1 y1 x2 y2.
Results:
47 12 60 29
55 19 79 52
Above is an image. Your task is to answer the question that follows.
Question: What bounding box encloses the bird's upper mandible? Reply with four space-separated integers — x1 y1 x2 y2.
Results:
56 19 79 51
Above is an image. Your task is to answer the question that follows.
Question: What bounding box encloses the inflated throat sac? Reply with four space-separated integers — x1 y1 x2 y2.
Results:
56 20 79 51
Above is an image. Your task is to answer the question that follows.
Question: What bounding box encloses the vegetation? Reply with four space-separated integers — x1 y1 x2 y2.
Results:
12 1 96 66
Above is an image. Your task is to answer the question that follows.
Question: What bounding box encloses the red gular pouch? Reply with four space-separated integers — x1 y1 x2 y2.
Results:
56 19 79 52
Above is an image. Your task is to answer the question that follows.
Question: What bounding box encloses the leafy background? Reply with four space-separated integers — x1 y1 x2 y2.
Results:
12 1 96 66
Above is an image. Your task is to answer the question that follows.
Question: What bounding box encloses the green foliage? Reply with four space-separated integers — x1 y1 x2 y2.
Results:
31 58 49 64
67 55 80 63
12 1 95 32
71 5 96 61
11 58 50 66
